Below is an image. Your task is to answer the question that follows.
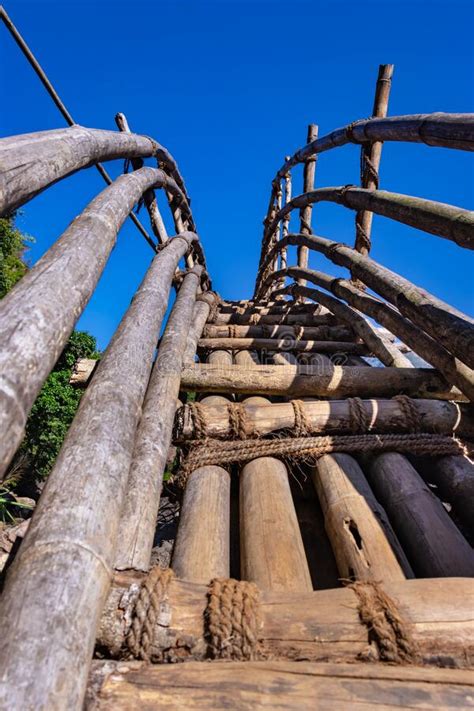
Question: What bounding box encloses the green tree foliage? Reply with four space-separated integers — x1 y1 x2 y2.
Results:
22 332 100 479
0 214 34 298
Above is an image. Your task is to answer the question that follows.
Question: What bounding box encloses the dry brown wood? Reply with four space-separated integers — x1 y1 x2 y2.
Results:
273 273 474 401
202 323 353 340
172 465 230 583
206 349 233 366
97 574 474 668
312 453 410 581
0 235 194 710
182 292 220 365
174 398 467 441
213 310 336 325
261 234 474 370
114 266 202 572
298 123 318 282
179 364 458 400
366 453 474 577
89 659 474 710
354 64 394 256
198 337 368 354
420 455 474 530
234 350 260 365
219 301 319 314
240 456 313 592
0 167 194 481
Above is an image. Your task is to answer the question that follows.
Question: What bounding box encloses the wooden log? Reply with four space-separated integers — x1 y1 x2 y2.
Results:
198 337 368 354
312 454 410 581
174 398 467 441
219 301 320 314
366 453 474 577
182 292 220 365
420 455 474 531
0 166 195 480
354 64 394 256
279 156 292 278
96 574 474 668
272 351 299 365
202 323 353 340
172 466 230 583
298 123 318 282
90 660 474 710
234 349 260 365
276 275 474 400
274 281 413 368
0 235 193 709
213 311 336 325
264 234 474 369
180 364 458 400
70 357 98 386
114 266 202 572
207 349 233 366
240 456 313 592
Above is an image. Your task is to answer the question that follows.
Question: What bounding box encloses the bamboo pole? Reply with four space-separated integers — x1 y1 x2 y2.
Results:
354 64 394 256
240 456 313 591
213 311 336 326
0 234 193 710
97 575 474 668
271 274 474 401
172 466 230 583
260 234 474 370
366 454 474 577
180 363 457 400
279 156 292 282
174 398 467 441
114 266 202 572
182 292 220 365
115 112 168 245
203 324 353 340
0 167 191 481
198 337 368 354
419 455 474 530
312 454 411 580
298 124 318 284
264 187 474 250
234 350 260 365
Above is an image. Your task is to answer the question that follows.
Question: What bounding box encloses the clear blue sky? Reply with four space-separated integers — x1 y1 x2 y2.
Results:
2 0 473 350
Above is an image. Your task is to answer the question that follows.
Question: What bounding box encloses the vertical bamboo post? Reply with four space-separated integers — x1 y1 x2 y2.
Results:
353 64 394 257
114 266 202 572
297 124 318 286
277 157 292 290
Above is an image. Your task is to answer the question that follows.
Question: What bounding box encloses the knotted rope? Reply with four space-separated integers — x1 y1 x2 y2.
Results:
348 396 372 433
127 567 174 661
393 394 421 434
349 580 419 664
227 403 254 440
206 578 263 660
292 399 311 436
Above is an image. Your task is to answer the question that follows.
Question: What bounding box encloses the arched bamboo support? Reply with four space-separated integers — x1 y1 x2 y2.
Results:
258 233 474 371
0 166 197 481
0 234 194 710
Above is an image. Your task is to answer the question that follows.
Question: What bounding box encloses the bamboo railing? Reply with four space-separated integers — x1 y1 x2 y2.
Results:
0 55 473 710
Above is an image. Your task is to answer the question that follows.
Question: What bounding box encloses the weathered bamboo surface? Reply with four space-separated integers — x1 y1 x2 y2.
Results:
0 235 194 710
420 455 474 530
174 398 469 440
180 364 458 399
97 575 474 667
198 337 367 354
89 660 474 710
202 323 353 340
213 310 336 325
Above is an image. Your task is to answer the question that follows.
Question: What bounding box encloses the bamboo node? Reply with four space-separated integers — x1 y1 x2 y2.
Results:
348 580 419 664
205 578 264 661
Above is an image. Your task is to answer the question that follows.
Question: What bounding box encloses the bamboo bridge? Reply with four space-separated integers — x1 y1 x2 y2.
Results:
0 13 473 707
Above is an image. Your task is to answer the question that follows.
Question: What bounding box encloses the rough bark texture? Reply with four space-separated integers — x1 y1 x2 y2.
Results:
198 337 367 354
0 235 193 711
114 266 202 572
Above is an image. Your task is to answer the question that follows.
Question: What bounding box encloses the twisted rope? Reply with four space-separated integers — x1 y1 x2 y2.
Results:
347 397 371 433
393 395 421 434
206 578 263 660
127 567 174 661
349 580 419 664
292 399 311 436
227 403 254 439
188 402 208 440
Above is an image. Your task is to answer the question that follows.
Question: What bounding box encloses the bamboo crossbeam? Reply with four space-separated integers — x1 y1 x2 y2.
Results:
198 338 368 354
180 364 458 400
213 311 337 325
202 324 353 340
0 235 193 710
174 398 468 441
271 274 474 400
264 186 474 250
354 64 394 256
115 266 202 572
97 575 474 668
298 123 318 282
0 168 195 480
259 234 474 370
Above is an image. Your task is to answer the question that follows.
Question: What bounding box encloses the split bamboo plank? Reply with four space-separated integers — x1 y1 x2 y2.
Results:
180 364 458 400
90 660 474 711
240 456 313 592
312 454 410 581
366 453 474 577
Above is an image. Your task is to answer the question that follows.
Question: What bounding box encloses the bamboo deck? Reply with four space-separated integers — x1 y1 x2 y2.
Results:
0 30 473 708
